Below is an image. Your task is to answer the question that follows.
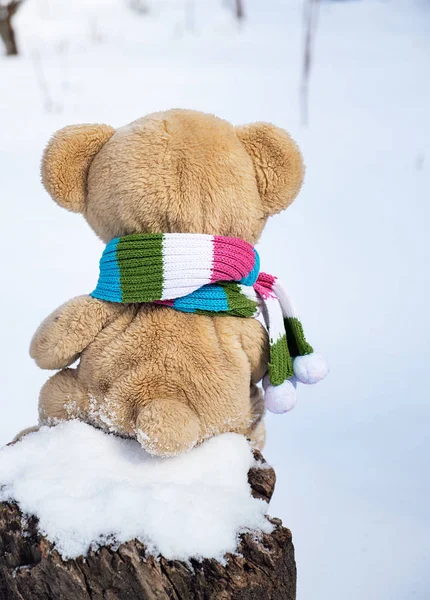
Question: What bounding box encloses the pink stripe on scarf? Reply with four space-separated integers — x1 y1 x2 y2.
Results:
254 272 277 299
211 236 256 283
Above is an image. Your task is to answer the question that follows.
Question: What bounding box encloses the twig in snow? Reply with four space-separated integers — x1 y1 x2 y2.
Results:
31 50 56 113
89 16 103 44
0 1 22 56
128 0 149 15
301 0 320 126
184 0 196 34
235 0 244 21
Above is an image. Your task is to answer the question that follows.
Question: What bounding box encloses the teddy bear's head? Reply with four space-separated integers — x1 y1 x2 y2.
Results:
41 109 304 245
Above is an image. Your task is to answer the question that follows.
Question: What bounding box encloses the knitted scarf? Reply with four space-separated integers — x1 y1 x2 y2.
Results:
91 233 328 413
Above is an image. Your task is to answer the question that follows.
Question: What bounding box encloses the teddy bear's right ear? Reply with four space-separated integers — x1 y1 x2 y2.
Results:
236 123 304 216
41 124 115 213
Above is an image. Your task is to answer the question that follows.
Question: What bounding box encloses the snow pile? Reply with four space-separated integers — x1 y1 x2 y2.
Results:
0 422 272 560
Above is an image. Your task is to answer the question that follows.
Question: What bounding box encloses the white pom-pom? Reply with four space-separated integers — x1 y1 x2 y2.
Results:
263 375 297 414
293 352 329 384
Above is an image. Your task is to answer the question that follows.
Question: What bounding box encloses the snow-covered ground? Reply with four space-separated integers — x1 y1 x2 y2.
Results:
0 423 271 560
1 0 429 598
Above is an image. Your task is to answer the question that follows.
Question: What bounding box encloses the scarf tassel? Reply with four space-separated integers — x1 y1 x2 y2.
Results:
262 279 329 414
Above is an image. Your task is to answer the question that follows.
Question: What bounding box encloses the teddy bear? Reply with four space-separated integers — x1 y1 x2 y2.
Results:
29 109 326 457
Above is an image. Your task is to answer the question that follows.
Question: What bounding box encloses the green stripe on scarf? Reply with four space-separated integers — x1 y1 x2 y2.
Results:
221 283 257 317
117 233 164 302
194 283 257 318
268 335 294 384
284 317 314 357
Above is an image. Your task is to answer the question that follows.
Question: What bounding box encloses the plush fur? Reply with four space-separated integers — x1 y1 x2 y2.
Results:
30 109 304 456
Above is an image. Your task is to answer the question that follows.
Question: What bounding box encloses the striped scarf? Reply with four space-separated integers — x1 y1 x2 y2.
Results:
91 233 328 413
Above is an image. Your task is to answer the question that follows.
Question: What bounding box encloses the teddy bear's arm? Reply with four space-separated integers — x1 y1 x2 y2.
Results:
30 296 122 370
239 320 270 384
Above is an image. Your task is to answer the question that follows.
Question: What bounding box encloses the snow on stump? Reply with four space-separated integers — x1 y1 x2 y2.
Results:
0 422 296 600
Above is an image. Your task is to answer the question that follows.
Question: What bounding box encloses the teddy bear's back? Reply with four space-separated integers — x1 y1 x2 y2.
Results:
77 304 268 439
36 110 305 455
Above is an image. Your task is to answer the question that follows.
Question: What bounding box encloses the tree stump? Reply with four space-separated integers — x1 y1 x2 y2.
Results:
0 451 296 600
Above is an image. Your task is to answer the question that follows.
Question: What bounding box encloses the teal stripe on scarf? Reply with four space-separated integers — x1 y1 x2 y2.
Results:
240 249 260 286
174 285 229 312
92 237 122 302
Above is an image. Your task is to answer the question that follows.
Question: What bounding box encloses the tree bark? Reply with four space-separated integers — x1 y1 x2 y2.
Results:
0 1 21 56
0 451 296 600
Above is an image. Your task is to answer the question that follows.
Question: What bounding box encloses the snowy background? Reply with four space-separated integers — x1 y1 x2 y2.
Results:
1 0 429 598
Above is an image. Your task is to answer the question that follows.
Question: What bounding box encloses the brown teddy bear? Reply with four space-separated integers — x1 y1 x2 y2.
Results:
29 109 307 457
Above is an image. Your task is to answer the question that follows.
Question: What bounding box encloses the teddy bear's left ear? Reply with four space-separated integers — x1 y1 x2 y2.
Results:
236 123 304 216
41 123 116 213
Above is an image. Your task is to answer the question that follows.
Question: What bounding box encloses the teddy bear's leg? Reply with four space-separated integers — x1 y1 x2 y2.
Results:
245 383 266 450
246 420 266 451
135 400 201 457
38 368 89 425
